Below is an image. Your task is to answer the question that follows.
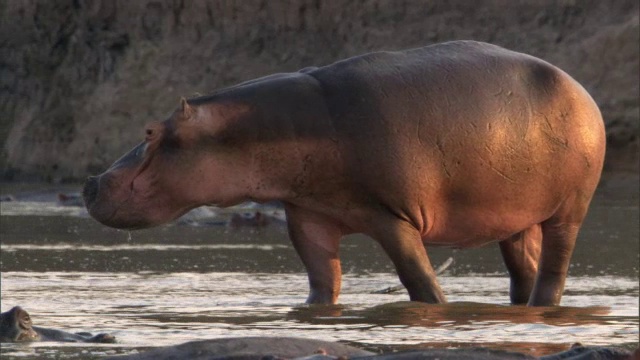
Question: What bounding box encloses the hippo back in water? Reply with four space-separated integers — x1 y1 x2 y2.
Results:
84 40 605 306
104 338 634 360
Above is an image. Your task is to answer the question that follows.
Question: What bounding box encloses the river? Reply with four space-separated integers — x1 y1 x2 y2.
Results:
0 183 638 358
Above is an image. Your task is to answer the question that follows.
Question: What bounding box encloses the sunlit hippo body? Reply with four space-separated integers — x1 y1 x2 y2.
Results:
0 306 115 343
84 40 605 306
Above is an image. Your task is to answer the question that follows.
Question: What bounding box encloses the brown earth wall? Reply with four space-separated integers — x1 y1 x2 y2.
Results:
0 0 638 181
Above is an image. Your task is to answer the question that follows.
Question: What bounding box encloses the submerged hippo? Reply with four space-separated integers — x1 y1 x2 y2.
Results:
228 211 270 228
106 336 372 360
104 338 635 360
0 306 115 343
84 40 605 305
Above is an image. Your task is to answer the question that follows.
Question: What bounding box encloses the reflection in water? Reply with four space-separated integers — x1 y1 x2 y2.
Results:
289 301 612 328
1 272 637 359
0 190 638 359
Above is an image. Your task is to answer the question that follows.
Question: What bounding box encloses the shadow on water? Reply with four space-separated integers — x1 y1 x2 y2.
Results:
0 180 638 359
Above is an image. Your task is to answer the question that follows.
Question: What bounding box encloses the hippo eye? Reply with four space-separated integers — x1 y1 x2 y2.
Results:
145 123 164 141
19 315 31 329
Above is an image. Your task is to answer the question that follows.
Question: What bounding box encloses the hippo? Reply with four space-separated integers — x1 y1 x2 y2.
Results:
84 40 605 306
228 211 270 228
103 337 634 360
0 306 115 343
57 192 85 206
105 336 373 360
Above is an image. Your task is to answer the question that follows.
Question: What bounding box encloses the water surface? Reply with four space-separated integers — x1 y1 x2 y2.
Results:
0 185 638 359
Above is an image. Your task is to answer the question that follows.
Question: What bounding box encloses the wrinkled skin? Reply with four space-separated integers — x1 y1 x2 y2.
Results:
85 41 605 306
0 306 115 343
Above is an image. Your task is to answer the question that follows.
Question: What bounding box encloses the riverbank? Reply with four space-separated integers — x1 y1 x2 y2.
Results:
1 0 638 181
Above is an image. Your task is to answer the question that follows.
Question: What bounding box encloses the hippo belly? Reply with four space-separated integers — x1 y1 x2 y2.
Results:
84 40 605 307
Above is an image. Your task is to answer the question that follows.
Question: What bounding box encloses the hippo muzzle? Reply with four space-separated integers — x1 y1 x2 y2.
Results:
83 142 158 230
83 138 198 230
82 175 100 208
83 173 149 229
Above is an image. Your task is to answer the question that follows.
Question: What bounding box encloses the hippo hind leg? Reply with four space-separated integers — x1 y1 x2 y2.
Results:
527 194 594 306
499 224 542 304
527 220 581 306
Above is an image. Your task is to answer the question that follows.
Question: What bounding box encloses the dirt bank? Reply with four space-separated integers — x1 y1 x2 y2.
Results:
1 0 638 181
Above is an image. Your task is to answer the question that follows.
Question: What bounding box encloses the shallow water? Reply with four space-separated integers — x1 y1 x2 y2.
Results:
0 185 638 359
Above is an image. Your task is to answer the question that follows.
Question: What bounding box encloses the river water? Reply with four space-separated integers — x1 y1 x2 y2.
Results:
0 184 638 359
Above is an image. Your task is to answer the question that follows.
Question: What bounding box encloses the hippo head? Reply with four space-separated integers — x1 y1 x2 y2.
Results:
84 98 255 229
0 307 40 342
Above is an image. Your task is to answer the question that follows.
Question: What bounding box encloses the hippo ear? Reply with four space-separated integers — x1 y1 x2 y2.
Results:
180 97 195 119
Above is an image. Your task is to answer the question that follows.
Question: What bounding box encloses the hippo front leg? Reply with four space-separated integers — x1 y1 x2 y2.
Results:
285 204 344 304
372 218 447 303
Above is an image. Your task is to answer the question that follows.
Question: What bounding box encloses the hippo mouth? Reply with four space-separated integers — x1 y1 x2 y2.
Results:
83 140 171 229
15 329 39 342
83 174 142 229
84 171 195 230
82 176 99 208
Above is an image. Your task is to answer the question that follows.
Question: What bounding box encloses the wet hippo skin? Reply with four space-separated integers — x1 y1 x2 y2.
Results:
103 338 634 360
0 306 115 343
105 337 373 360
84 40 605 306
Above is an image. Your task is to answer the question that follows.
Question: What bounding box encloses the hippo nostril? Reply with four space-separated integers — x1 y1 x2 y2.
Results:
83 176 99 207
